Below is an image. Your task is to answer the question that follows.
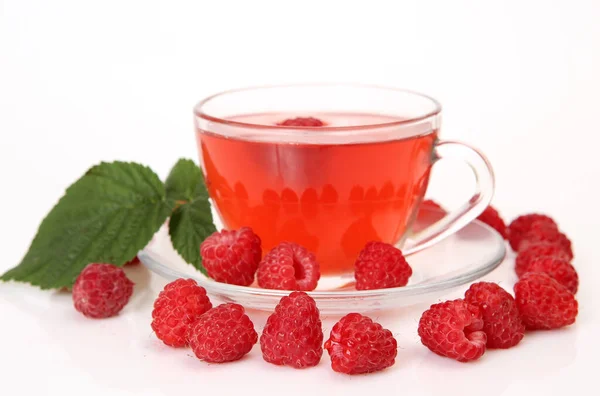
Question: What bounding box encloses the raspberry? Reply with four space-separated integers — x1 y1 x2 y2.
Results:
200 227 262 286
151 279 212 347
464 282 525 349
354 241 412 290
515 243 572 277
418 299 487 362
416 199 446 224
278 117 325 127
519 257 578 294
72 263 134 319
415 199 446 224
508 214 558 251
189 303 258 363
514 273 578 330
420 199 445 212
477 205 507 239
324 313 397 374
257 242 320 291
124 256 141 266
517 223 573 257
260 292 323 368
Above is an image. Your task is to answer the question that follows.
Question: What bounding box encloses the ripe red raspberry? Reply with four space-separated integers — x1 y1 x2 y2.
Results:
260 292 323 368
200 227 262 286
420 199 445 212
354 241 412 290
464 282 525 349
257 242 320 291
517 223 573 257
508 214 558 251
189 303 258 363
515 243 572 277
124 256 141 266
418 299 487 362
477 205 507 239
151 279 212 347
278 117 325 127
519 257 578 294
72 263 134 319
416 199 446 223
514 272 578 330
324 313 397 374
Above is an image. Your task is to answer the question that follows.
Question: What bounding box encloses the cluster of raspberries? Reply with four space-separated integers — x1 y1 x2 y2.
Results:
418 202 578 361
70 191 578 369
199 227 413 291
149 226 412 373
150 282 397 374
71 233 410 374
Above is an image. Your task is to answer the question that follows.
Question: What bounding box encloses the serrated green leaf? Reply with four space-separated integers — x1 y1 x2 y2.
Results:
167 160 216 274
169 199 216 275
165 158 204 202
1 162 175 289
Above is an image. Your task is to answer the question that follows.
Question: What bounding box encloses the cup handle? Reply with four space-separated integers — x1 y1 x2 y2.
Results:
402 140 495 255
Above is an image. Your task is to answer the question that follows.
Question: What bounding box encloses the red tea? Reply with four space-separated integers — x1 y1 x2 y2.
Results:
197 113 437 275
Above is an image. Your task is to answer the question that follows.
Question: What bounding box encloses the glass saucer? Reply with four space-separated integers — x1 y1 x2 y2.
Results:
139 209 506 314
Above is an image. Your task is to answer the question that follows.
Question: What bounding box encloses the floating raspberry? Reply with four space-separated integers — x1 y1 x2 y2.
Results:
260 292 323 368
514 273 578 330
354 241 412 290
515 243 572 277
72 263 134 319
464 282 525 349
519 256 578 294
324 313 397 374
508 214 558 251
418 299 487 362
477 205 507 239
257 242 320 291
151 279 212 347
517 223 573 257
200 227 262 286
278 117 325 127
189 303 258 363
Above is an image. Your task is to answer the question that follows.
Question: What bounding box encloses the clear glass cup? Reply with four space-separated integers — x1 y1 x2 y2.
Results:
193 84 494 283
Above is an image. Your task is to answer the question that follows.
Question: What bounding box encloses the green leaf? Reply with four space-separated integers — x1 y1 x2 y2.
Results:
165 158 205 202
169 200 216 275
1 162 175 289
167 160 216 274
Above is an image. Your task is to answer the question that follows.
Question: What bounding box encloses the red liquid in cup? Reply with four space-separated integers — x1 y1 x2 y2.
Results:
197 113 437 275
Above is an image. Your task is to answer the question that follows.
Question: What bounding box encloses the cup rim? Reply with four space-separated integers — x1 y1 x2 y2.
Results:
193 83 442 134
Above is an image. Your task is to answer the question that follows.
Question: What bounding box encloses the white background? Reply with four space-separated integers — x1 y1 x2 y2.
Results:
1 0 599 395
